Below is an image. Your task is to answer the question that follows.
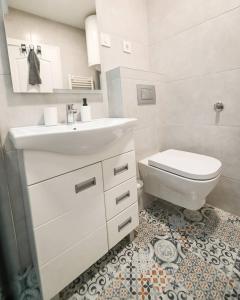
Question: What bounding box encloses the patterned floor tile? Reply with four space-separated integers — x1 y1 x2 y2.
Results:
175 252 229 299
189 235 238 276
149 235 186 276
134 219 162 249
213 222 240 248
59 199 240 300
224 272 240 300
146 263 172 294
97 262 171 300
97 275 133 300
159 280 194 300
131 246 155 274
233 251 240 277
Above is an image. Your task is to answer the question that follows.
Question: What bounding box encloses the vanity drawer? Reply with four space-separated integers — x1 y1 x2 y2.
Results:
105 177 137 220
102 151 136 190
28 163 104 227
107 202 139 249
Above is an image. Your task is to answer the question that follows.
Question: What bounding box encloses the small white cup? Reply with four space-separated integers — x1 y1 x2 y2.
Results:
44 107 58 126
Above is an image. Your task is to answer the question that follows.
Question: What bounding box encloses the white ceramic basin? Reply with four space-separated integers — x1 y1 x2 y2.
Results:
9 118 137 155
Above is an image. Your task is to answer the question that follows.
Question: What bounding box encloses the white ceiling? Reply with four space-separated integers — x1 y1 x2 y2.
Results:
8 0 96 29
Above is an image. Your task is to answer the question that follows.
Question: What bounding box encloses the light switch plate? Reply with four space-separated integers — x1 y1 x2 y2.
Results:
100 33 111 48
123 40 132 54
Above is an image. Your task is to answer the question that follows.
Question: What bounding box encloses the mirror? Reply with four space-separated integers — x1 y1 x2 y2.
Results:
3 0 101 93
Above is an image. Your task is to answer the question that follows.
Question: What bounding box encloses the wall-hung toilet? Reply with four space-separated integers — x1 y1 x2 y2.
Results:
139 149 222 210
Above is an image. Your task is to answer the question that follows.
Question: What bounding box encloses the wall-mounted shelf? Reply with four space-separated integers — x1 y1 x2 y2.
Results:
53 89 102 94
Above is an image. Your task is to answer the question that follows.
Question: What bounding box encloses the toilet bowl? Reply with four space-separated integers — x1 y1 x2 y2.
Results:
138 149 222 210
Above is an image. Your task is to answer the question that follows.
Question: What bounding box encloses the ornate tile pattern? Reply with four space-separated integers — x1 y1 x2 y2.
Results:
189 235 238 276
59 199 240 300
175 252 229 299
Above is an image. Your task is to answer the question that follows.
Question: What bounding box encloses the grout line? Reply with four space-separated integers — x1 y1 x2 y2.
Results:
159 123 240 129
164 66 240 84
222 175 240 183
149 4 240 47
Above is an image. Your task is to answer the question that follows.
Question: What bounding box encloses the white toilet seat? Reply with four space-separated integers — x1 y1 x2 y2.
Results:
148 149 222 181
139 149 222 210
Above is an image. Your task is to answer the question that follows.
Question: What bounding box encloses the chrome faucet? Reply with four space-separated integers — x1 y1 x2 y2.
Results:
66 104 77 124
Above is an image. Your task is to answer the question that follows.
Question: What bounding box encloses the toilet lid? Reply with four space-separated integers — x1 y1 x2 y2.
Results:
148 149 222 180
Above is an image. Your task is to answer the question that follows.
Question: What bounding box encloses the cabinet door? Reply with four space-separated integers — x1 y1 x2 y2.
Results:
29 163 106 267
29 163 104 228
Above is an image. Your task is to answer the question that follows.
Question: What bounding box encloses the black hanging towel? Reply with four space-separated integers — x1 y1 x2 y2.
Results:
27 48 42 85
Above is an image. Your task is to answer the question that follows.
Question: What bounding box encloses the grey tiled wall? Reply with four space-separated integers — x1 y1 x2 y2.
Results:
148 0 240 216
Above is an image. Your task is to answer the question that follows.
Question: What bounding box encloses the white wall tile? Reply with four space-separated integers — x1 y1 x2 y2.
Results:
107 67 163 164
160 69 240 127
208 176 240 216
150 7 240 80
100 35 149 72
97 0 149 45
134 125 159 162
148 0 240 44
121 78 160 130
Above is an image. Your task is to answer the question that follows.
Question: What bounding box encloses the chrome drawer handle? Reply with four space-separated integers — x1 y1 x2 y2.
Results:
116 191 130 205
114 163 128 176
75 177 96 194
118 217 132 232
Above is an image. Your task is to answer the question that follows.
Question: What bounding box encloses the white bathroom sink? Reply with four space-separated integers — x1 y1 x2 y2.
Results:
9 118 137 154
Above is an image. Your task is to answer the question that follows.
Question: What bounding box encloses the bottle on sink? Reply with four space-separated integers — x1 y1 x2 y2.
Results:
80 98 92 122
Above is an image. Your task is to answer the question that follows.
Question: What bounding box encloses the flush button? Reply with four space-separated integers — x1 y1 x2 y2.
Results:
137 84 156 105
141 88 154 100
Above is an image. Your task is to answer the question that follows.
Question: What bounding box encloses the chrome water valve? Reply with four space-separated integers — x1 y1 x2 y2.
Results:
214 102 224 112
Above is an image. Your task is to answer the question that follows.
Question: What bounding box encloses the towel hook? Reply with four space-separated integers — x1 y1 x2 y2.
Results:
36 45 42 55
20 44 27 54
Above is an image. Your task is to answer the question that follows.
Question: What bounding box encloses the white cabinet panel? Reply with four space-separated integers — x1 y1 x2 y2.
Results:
107 202 139 249
29 163 103 227
105 177 137 220
102 151 136 190
35 190 105 265
40 225 108 300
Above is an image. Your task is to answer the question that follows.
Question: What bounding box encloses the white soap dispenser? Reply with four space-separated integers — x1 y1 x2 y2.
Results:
80 98 92 122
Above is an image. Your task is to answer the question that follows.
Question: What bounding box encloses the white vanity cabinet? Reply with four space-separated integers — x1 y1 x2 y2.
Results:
18 131 138 299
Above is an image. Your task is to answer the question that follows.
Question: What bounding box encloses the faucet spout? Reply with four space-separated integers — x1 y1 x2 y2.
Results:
66 104 77 124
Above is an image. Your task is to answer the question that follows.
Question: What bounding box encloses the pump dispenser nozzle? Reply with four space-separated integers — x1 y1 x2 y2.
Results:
80 98 91 122
83 98 88 106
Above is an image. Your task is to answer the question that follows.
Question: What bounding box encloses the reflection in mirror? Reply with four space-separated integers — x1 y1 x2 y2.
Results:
4 0 101 93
